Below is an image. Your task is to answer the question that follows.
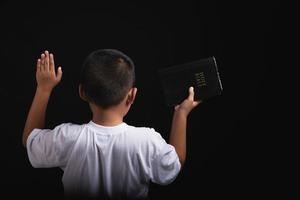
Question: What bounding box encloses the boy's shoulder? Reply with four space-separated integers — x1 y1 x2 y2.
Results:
50 122 86 137
125 125 168 152
126 124 164 141
54 122 85 130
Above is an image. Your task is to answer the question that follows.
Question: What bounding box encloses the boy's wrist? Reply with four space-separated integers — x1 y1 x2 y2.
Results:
36 86 53 96
174 108 189 118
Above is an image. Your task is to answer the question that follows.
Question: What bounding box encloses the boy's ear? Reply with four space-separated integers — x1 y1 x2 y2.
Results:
126 87 137 105
79 84 88 101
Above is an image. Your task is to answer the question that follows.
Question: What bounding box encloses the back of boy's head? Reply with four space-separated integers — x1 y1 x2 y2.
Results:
80 49 135 109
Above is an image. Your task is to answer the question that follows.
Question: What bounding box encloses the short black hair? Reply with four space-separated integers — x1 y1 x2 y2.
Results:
80 49 135 108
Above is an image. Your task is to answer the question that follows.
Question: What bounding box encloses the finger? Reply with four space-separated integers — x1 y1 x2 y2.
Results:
44 50 50 72
193 100 201 107
36 59 41 72
187 86 195 101
56 66 63 82
49 53 55 73
41 53 45 72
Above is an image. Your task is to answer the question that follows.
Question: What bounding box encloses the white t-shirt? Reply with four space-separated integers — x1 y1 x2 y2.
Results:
26 121 181 199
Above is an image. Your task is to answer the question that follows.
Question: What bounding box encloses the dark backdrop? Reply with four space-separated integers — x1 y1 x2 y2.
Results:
0 0 285 199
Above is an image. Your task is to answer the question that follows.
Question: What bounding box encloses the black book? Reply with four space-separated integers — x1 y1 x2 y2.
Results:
158 57 223 106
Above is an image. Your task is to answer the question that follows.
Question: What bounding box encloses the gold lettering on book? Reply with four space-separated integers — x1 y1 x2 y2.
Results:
194 72 206 87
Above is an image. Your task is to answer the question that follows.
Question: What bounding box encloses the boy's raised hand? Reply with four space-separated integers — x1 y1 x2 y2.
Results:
36 50 62 92
175 87 201 116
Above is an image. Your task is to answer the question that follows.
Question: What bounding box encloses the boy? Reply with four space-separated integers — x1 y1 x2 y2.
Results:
23 49 200 199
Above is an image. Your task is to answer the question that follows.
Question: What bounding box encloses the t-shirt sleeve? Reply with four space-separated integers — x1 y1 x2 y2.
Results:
147 128 181 185
26 123 80 168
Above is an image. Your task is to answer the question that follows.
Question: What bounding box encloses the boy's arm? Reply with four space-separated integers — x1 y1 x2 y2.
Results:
22 51 62 147
169 87 200 167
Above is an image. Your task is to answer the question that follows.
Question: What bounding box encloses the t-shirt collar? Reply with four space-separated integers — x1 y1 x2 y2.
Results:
87 120 127 134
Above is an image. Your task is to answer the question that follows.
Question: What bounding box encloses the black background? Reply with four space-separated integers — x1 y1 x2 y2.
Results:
0 0 287 199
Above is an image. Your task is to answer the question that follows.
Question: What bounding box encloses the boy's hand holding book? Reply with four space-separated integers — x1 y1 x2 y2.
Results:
175 86 201 117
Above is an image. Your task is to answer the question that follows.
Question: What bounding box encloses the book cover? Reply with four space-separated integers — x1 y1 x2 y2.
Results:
158 57 223 106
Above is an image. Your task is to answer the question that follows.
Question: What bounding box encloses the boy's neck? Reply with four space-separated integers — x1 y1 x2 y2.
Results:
90 103 124 126
92 113 123 127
